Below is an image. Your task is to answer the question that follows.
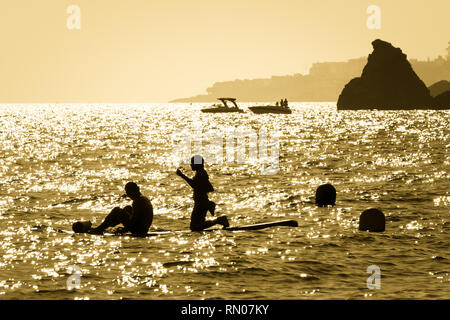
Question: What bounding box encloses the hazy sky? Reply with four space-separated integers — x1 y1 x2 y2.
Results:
0 0 449 102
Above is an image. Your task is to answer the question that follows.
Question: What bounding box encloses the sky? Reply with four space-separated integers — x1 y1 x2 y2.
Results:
0 0 449 102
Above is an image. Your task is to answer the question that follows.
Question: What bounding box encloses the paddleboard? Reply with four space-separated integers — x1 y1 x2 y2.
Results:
65 219 298 237
224 219 298 231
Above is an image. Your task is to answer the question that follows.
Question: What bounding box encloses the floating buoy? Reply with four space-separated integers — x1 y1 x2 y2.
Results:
359 208 385 232
315 184 336 207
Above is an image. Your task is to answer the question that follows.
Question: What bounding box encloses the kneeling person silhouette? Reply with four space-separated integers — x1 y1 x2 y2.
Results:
176 155 229 231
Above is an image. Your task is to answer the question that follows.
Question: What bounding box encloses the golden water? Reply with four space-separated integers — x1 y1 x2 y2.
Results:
0 103 448 299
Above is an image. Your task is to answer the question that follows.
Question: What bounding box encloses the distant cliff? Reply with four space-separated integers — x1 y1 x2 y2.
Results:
428 80 450 97
171 43 450 103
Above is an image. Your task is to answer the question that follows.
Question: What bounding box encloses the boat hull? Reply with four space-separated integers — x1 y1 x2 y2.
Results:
201 107 245 113
249 106 292 114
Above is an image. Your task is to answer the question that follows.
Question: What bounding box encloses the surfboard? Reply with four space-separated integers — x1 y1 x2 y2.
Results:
65 219 298 237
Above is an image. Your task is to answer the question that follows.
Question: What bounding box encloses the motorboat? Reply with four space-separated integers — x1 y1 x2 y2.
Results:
201 98 245 113
249 102 292 114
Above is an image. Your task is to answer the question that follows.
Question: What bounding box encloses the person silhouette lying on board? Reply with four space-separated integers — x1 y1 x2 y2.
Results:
176 155 229 231
72 182 153 236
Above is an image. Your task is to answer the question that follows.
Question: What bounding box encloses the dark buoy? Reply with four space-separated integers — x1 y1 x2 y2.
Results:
359 208 385 232
315 184 336 207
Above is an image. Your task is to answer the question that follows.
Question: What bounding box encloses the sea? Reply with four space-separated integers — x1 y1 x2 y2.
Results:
0 103 448 300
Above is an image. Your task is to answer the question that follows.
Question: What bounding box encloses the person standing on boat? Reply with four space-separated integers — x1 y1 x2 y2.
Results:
176 155 229 231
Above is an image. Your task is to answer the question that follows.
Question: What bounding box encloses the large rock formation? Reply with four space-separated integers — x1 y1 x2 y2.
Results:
337 39 434 110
